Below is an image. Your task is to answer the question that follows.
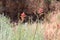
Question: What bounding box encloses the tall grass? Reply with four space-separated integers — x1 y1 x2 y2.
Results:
0 11 60 40
0 14 44 40
0 14 14 40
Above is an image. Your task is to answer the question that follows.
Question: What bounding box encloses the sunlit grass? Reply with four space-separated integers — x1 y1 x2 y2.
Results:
0 11 60 40
0 14 14 40
0 14 44 40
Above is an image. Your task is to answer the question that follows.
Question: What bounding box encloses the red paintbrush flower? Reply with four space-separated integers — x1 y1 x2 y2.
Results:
21 12 26 17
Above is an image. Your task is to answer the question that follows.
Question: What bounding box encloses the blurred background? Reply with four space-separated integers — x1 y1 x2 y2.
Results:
0 0 60 40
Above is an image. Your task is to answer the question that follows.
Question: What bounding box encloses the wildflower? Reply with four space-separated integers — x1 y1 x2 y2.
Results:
20 12 26 18
20 12 26 22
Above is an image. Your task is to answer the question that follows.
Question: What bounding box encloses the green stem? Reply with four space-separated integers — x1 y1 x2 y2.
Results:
33 22 38 40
